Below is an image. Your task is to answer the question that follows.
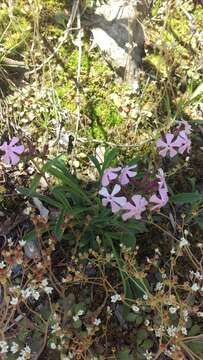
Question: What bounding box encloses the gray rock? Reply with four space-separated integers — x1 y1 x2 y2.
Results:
85 0 150 91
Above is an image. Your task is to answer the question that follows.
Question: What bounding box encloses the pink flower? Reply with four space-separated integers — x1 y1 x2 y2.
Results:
122 194 148 221
156 168 167 190
149 188 169 211
101 167 121 186
176 131 191 154
99 184 127 213
177 120 192 135
0 137 24 165
119 164 137 185
156 133 179 158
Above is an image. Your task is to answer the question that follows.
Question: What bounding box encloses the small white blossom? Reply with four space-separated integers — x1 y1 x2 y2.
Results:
0 261 6 269
41 279 48 287
183 309 189 321
155 326 165 338
77 310 84 316
132 305 140 313
170 247 176 255
51 323 61 333
179 238 189 248
17 345 31 360
169 306 178 314
181 326 187 335
8 238 13 246
21 288 31 299
194 271 203 280
191 283 200 292
144 319 150 326
143 293 148 300
144 350 153 359
184 229 189 236
107 306 112 316
11 342 19 354
0 340 9 354
73 315 79 321
197 311 203 317
19 240 26 247
93 318 101 326
10 297 18 306
44 286 53 295
50 342 57 349
111 293 121 303
155 282 163 291
167 325 178 337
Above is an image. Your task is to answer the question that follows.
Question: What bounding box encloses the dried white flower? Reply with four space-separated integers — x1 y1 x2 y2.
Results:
179 238 189 248
181 326 187 335
143 350 153 359
77 310 84 316
191 283 200 292
132 305 139 313
11 342 19 354
10 297 18 306
111 294 121 303
93 318 101 326
0 340 9 354
0 261 6 269
169 306 178 314
155 282 163 291
167 325 178 337
19 240 26 247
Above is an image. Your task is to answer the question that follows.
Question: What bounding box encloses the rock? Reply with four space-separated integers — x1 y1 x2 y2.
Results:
85 0 150 91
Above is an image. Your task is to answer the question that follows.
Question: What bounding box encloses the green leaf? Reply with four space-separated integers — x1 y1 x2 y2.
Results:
73 319 82 329
195 217 203 230
102 148 118 174
137 329 148 344
89 155 102 176
54 209 66 240
188 325 201 336
171 192 202 204
190 82 203 101
118 348 134 360
125 312 137 322
141 339 154 350
187 339 203 357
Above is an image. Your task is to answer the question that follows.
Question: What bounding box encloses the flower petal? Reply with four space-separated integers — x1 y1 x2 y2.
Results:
99 187 109 198
165 133 174 144
111 201 121 213
159 148 168 157
156 139 166 148
12 145 25 155
111 184 121 196
10 137 19 146
169 147 177 158
10 152 20 165
113 196 127 206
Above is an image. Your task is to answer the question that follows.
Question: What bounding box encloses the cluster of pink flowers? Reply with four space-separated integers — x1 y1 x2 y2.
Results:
0 137 24 165
99 166 169 221
156 120 192 158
